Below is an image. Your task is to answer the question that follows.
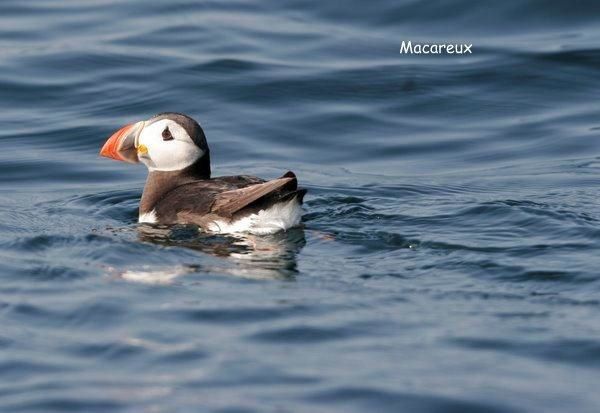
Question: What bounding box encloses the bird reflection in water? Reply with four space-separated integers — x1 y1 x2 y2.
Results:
121 224 306 283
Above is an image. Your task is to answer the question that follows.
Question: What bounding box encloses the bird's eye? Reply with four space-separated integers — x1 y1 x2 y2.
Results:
162 127 174 141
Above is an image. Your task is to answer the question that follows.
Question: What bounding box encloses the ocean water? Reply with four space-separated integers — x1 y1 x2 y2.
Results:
2 1 600 412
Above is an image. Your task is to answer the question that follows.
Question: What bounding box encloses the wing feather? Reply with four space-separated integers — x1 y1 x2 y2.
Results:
211 177 296 217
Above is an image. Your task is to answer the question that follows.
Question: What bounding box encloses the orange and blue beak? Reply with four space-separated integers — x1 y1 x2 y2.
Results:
100 121 144 163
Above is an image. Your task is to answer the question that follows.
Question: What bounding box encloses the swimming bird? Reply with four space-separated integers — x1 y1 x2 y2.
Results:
100 112 306 235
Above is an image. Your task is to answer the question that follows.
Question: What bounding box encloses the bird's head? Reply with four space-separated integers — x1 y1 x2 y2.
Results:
100 112 210 176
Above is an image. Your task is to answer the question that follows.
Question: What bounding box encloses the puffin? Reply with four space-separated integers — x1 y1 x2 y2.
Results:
100 112 306 235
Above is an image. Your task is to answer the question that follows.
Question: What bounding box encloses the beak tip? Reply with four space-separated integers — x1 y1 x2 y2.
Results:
99 140 122 161
100 123 134 162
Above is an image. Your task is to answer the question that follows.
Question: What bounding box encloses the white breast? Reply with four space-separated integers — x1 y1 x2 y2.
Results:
207 197 303 235
138 210 158 224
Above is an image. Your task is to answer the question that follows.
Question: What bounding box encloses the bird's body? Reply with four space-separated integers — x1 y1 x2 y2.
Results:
138 171 306 234
100 113 306 234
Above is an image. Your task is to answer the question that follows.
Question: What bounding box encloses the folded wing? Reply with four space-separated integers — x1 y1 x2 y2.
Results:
212 173 298 218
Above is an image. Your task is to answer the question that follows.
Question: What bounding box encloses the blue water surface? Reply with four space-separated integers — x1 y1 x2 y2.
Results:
2 1 600 412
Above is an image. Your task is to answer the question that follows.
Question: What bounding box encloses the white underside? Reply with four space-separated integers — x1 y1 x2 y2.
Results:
138 197 303 235
207 197 303 235
139 210 158 224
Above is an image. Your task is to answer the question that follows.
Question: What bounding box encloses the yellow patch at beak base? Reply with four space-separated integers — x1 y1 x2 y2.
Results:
137 144 148 155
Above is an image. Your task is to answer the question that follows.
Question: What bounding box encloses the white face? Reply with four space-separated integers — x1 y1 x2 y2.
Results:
136 119 203 171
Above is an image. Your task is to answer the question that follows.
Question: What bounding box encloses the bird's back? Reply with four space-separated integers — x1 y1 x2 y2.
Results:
147 172 306 233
